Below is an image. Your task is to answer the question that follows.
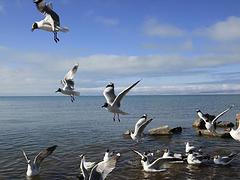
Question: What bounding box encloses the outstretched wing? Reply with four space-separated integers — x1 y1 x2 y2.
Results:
134 118 153 137
212 105 234 124
22 149 30 162
34 145 57 168
148 157 166 169
112 80 140 107
103 84 116 104
89 153 120 180
64 63 79 81
132 149 145 159
197 111 208 122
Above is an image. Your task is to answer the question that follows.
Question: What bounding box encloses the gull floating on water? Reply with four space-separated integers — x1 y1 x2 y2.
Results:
22 145 57 177
161 148 184 162
230 124 240 141
187 150 209 165
32 0 69 42
79 151 120 180
213 153 239 165
56 63 80 102
102 80 140 121
132 149 167 173
196 105 234 133
130 114 153 142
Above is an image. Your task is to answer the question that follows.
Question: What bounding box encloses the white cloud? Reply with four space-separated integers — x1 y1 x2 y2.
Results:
143 18 185 37
96 16 119 26
197 16 240 41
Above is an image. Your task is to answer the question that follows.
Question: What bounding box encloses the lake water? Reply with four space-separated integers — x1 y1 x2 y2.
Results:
0 95 240 180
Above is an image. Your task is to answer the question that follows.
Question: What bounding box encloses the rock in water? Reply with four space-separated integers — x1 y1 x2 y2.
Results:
148 125 182 136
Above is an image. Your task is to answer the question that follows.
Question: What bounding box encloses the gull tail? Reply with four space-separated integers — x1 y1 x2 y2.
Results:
58 26 70 32
118 110 129 115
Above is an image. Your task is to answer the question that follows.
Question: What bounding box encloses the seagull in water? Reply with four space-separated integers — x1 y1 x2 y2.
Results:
56 63 80 102
22 145 57 177
102 80 141 121
229 125 240 141
213 153 239 165
79 151 120 180
187 150 209 165
32 0 69 42
196 105 234 133
132 150 167 172
130 114 153 142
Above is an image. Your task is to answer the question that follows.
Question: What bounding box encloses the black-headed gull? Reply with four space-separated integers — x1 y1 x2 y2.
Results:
213 153 239 165
32 0 69 42
102 80 140 121
130 114 153 141
132 149 167 172
79 152 120 180
187 150 209 165
196 105 234 133
56 63 80 102
22 145 57 177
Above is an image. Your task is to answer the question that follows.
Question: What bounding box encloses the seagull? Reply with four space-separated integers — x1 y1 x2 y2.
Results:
56 63 80 102
187 150 209 165
32 0 69 43
102 80 140 121
161 148 183 162
196 105 234 133
103 149 116 162
213 153 239 165
79 152 120 180
230 126 240 141
185 142 197 154
22 145 57 177
79 155 96 171
132 150 167 173
130 114 153 141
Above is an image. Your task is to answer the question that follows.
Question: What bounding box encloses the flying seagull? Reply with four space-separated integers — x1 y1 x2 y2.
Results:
130 114 153 141
32 0 69 42
213 153 239 165
22 145 57 177
132 149 167 172
79 152 120 180
56 63 80 102
102 80 140 121
196 105 234 132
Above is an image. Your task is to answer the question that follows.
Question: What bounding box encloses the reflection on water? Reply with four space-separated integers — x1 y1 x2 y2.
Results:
0 95 240 179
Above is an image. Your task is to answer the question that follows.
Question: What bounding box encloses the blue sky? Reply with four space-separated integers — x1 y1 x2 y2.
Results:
0 0 240 95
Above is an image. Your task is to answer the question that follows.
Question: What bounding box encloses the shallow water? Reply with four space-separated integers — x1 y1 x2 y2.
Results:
0 95 240 180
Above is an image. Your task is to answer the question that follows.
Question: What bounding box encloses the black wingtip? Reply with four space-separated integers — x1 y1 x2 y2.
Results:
47 145 58 152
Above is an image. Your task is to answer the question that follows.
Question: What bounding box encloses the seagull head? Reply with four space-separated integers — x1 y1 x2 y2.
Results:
196 109 201 113
106 82 114 88
101 102 109 108
142 156 147 162
141 114 147 119
31 22 38 32
55 88 61 93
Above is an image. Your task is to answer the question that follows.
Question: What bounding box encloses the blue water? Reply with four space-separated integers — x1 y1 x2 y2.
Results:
0 95 240 180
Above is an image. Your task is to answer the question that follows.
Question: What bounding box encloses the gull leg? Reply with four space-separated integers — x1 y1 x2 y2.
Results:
54 32 60 43
70 95 74 102
113 113 116 122
117 114 120 122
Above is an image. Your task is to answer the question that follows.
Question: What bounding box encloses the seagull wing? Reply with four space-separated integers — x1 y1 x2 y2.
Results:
212 105 233 124
103 86 116 104
89 153 120 180
148 157 166 169
64 63 79 81
132 149 145 159
197 111 208 122
44 7 60 27
134 118 153 137
34 0 46 13
112 80 140 107
22 149 30 162
33 145 57 168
